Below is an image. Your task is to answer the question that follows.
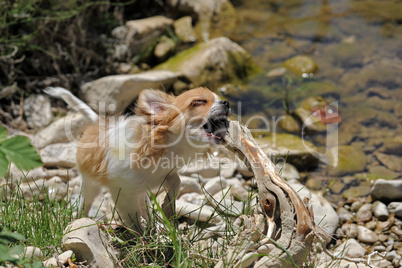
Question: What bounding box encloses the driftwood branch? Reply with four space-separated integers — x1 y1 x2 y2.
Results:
215 121 327 268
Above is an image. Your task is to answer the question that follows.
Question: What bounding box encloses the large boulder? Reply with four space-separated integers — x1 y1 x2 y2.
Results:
80 70 177 114
155 37 258 89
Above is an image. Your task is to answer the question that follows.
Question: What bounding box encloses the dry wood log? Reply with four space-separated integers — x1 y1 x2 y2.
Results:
215 121 328 268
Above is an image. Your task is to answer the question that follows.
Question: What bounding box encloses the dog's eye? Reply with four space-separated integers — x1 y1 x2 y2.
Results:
191 99 207 107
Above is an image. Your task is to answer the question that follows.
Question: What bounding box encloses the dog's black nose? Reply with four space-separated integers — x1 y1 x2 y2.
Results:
220 100 230 109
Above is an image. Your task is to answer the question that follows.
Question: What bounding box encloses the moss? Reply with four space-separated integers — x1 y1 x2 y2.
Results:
154 43 203 72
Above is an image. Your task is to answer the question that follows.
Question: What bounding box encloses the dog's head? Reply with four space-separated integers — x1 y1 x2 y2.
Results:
135 88 230 146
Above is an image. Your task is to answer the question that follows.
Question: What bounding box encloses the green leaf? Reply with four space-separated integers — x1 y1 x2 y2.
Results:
0 231 25 243
0 126 7 143
0 151 9 178
0 136 42 171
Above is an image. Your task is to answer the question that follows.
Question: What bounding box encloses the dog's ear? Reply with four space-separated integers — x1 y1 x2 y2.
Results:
136 89 174 116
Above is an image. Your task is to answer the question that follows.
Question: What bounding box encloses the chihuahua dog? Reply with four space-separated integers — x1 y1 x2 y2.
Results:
45 87 230 231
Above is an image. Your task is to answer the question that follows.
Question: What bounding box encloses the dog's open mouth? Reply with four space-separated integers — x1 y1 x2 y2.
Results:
202 118 229 142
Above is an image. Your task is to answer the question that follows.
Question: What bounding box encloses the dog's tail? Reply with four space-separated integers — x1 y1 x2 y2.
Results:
44 87 99 123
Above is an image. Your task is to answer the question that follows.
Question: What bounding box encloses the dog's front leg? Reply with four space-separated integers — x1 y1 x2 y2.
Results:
162 173 181 219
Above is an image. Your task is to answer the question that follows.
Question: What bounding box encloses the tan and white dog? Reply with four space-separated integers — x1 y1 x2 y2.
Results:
45 87 230 231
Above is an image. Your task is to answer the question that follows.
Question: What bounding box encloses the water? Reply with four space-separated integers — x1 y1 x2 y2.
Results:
226 0 402 204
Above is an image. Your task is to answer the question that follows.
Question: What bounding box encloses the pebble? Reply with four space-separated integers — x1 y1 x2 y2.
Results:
179 175 203 196
24 246 43 260
204 177 228 196
372 201 389 221
391 226 402 236
333 238 366 258
365 221 377 230
355 203 372 222
386 250 398 261
388 202 402 219
357 225 379 243
43 250 73 267
350 200 363 212
371 179 402 202
337 207 354 222
372 245 386 252
341 223 358 238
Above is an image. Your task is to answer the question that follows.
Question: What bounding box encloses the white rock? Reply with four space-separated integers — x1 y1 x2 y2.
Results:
62 218 120 267
179 192 205 206
341 223 358 238
288 180 339 236
40 143 76 168
204 176 227 196
80 70 177 114
357 225 378 243
176 200 221 223
371 179 402 202
23 94 52 129
333 238 366 258
46 176 68 201
125 16 173 55
276 162 300 181
179 175 202 196
33 112 90 149
388 202 402 219
20 179 47 201
43 250 73 267
372 201 389 221
24 246 43 260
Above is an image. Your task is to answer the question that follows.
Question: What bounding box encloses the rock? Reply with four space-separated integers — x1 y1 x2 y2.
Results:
388 202 402 219
111 25 127 40
204 176 227 196
367 166 400 180
61 218 120 267
173 16 196 43
337 207 354 222
277 114 301 134
155 37 258 89
372 201 389 221
23 94 52 129
166 0 237 40
43 250 73 267
176 200 221 223
283 55 319 77
46 176 68 202
375 152 402 172
179 192 205 206
20 179 47 201
180 156 236 178
33 113 90 149
256 133 319 170
357 225 378 243
230 184 250 201
288 180 339 236
333 238 366 258
24 246 43 260
276 162 300 181
342 185 371 199
341 223 358 238
125 16 173 56
179 175 202 196
154 36 176 62
40 143 76 168
356 203 373 222
80 70 177 114
371 179 402 202
379 135 402 155
327 145 367 176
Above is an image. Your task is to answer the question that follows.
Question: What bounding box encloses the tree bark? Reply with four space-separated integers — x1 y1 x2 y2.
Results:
215 121 327 268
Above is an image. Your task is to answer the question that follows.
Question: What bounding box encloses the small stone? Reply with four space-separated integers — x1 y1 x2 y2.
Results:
372 245 386 252
174 16 196 43
375 152 402 172
111 26 127 40
154 36 176 62
276 162 300 181
372 201 389 221
204 177 227 196
24 246 43 260
277 114 301 134
391 226 402 236
356 203 373 222
371 179 402 202
43 250 73 267
386 250 398 261
257 244 275 254
176 200 221 223
337 207 354 223
179 193 204 206
333 238 366 258
341 223 358 238
365 221 377 230
23 94 52 129
388 202 402 219
40 143 77 168
357 225 379 243
179 176 202 196
378 234 388 242
283 55 319 77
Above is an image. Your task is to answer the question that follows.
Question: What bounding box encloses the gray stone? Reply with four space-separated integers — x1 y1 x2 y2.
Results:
204 176 227 196
333 238 366 258
337 207 354 222
341 223 358 238
276 162 300 181
357 225 378 243
32 112 90 149
23 94 52 129
388 202 402 219
173 16 196 43
80 70 177 114
43 250 73 267
111 26 127 40
176 200 221 223
178 192 205 206
288 180 339 236
179 175 202 196
62 218 120 267
125 16 173 56
24 246 43 260
375 152 402 172
40 143 76 168
371 179 402 202
372 201 389 221
46 176 68 202
356 203 373 222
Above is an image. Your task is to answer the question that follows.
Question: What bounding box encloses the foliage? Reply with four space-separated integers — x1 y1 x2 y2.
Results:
0 230 24 265
0 125 42 177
